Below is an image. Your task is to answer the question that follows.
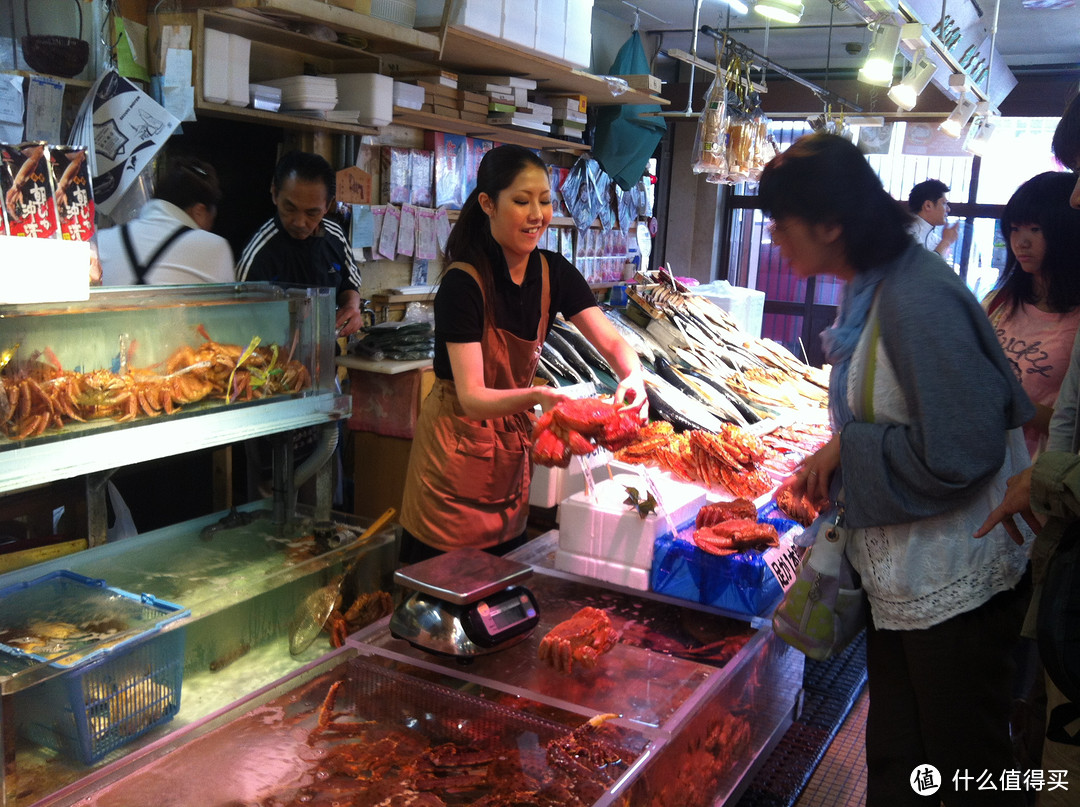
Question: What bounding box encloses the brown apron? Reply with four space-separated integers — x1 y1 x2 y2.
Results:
400 256 551 551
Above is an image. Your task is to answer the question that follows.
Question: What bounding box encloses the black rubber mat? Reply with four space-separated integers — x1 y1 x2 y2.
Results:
735 631 868 807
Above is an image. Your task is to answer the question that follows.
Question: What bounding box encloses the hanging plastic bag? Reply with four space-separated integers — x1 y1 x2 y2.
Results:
595 168 615 231
106 480 138 541
691 71 728 176
561 156 604 232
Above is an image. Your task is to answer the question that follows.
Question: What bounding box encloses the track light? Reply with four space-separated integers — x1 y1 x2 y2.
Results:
965 103 999 156
886 50 936 110
940 95 977 137
858 23 902 86
723 0 751 14
753 0 804 24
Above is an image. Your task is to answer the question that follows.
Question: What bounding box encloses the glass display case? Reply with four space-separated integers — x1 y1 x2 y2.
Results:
351 565 803 807
0 282 372 805
0 283 345 493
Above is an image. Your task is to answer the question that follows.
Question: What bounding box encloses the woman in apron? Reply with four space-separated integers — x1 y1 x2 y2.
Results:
399 145 647 563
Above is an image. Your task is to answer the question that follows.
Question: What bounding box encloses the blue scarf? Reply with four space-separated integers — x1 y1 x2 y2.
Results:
819 265 890 431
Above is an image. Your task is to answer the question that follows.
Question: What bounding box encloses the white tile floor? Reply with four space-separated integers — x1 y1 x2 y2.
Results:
793 690 869 807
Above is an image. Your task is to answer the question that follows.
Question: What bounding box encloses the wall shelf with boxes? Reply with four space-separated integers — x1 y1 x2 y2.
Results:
391 107 590 153
419 26 668 108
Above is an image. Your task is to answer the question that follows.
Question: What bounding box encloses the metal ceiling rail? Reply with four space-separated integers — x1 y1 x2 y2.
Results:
695 24 865 112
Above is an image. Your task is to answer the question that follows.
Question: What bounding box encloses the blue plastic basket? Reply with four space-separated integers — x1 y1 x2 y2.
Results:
0 571 188 764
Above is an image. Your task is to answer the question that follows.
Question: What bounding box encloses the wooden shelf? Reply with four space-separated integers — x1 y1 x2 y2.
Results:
392 108 589 153
425 27 669 107
176 0 441 54
0 70 92 88
197 99 379 135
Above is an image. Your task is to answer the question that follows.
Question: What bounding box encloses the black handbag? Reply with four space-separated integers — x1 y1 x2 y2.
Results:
1037 519 1080 704
21 0 89 78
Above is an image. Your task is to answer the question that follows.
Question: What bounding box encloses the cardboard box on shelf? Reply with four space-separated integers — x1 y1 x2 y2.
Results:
616 74 663 93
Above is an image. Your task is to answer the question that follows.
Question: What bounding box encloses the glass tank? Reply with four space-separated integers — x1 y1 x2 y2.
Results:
0 283 337 451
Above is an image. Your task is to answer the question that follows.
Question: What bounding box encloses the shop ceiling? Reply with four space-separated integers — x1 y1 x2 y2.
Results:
596 0 1080 107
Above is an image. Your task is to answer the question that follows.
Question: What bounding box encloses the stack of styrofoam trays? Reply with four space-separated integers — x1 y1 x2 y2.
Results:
260 76 338 112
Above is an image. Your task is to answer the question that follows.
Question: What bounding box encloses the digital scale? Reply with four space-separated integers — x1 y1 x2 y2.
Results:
389 549 540 659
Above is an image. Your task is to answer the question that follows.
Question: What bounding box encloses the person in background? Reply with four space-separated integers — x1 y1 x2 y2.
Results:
236 150 363 338
96 156 234 285
977 94 1080 805
983 171 1080 459
399 145 647 564
768 134 1032 806
908 178 960 259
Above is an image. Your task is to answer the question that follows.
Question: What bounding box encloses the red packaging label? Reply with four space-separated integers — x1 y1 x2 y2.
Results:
48 146 95 241
1 142 60 238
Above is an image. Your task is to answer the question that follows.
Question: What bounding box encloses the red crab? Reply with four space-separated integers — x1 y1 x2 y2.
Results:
531 397 642 468
775 486 829 527
693 518 779 556
537 606 620 674
695 498 759 529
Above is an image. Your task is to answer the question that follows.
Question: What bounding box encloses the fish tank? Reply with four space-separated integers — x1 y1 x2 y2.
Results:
0 283 337 452
0 506 399 806
37 649 659 807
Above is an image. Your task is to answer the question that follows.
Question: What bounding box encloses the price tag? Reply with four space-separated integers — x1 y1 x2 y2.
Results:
763 536 801 592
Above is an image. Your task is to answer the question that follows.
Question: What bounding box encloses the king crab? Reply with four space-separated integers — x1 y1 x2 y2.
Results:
537 606 620 674
531 397 642 468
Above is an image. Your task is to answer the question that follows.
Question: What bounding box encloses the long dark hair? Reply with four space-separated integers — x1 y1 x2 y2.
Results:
993 171 1080 316
442 144 547 307
758 133 914 272
1052 94 1080 170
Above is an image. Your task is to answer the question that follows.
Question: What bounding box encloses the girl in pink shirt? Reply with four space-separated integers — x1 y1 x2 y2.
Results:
984 171 1080 458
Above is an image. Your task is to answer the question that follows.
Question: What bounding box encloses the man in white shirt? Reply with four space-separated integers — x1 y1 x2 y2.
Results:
96 156 235 285
907 179 959 259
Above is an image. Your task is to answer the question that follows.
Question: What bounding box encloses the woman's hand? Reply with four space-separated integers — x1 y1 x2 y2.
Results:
973 466 1038 545
613 366 648 421
784 434 841 503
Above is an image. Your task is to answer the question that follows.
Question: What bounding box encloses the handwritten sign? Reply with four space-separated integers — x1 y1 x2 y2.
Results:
336 166 372 204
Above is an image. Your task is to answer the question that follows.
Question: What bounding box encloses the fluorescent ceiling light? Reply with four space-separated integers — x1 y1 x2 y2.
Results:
753 0 804 24
886 51 936 110
858 23 902 86
940 95 978 137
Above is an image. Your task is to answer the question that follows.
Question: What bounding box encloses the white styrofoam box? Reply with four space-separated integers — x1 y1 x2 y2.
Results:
563 0 593 69
535 0 567 59
330 73 394 126
371 0 417 26
555 547 651 591
419 0 502 34
393 80 425 110
0 237 89 303
502 0 536 50
202 28 230 104
558 473 706 568
528 450 612 509
226 34 251 107
693 281 766 338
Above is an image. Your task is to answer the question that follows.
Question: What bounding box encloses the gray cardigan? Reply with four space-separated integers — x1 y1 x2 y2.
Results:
839 244 1035 528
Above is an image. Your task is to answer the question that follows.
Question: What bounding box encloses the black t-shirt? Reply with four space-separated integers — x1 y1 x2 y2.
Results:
433 247 597 379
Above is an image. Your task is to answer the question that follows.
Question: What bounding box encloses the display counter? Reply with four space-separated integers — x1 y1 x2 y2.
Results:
31 539 801 807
